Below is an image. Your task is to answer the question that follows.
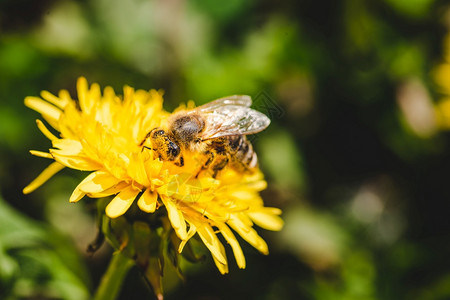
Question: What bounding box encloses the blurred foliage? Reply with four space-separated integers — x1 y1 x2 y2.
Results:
2 0 450 299
0 195 89 299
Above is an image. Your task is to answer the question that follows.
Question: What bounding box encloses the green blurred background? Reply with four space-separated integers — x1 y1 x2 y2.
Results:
1 0 450 299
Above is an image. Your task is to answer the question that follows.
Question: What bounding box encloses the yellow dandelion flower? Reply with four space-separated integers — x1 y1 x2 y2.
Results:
24 77 283 274
434 34 450 130
435 98 450 129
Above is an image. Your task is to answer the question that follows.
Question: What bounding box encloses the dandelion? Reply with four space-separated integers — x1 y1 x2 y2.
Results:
434 34 450 129
24 77 283 298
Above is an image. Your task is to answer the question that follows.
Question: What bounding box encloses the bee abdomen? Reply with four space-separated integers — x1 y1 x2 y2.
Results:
228 135 258 170
248 151 258 169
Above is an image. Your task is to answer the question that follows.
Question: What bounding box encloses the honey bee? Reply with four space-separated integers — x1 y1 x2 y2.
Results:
140 95 270 177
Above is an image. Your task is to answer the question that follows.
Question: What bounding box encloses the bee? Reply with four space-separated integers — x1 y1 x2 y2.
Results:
140 95 270 177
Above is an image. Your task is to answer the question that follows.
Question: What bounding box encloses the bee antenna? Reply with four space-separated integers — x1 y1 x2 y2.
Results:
142 146 153 152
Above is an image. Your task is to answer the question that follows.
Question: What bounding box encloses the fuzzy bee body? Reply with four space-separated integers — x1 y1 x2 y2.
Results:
226 135 258 169
141 95 270 177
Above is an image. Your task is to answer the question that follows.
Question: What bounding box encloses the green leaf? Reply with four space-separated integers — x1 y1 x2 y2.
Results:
0 195 90 299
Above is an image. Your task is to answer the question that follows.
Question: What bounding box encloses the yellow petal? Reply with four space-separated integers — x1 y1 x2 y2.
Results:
51 151 101 171
78 171 121 194
41 90 67 109
146 159 163 177
36 119 58 141
198 177 220 189
58 89 72 104
87 83 101 113
69 185 86 203
178 221 197 253
105 186 140 218
230 189 256 201
128 153 150 186
166 173 203 202
212 251 229 274
197 223 227 265
216 223 246 269
228 214 268 255
23 162 65 194
160 195 187 240
152 178 165 186
70 170 118 203
77 77 91 113
87 181 129 198
248 208 284 231
247 179 267 191
137 189 157 213
103 86 116 99
52 139 83 154
229 212 253 230
195 192 215 203
29 150 53 159
25 96 61 129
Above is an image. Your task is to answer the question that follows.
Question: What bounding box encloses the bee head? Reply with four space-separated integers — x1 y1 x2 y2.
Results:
169 114 204 147
149 128 181 160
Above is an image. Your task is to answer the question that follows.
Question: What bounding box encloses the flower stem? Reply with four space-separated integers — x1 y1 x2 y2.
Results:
93 251 134 300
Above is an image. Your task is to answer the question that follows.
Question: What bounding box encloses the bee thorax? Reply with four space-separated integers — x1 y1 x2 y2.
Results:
189 140 208 152
169 114 204 147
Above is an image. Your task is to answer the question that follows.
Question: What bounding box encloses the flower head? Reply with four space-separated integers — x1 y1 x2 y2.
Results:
434 35 450 129
24 77 283 275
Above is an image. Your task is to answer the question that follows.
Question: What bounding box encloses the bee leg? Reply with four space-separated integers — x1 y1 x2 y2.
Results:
195 151 215 178
210 151 229 178
174 155 184 167
139 131 153 147
203 151 215 168
141 146 153 153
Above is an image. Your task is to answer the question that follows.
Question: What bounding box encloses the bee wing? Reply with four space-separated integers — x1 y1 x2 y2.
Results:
197 105 271 140
195 95 252 112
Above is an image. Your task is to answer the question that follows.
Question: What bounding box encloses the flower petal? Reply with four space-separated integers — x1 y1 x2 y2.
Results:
41 90 68 109
69 185 86 203
23 162 65 194
78 170 121 194
77 77 94 114
216 223 246 269
69 168 120 203
51 150 102 171
87 181 129 198
105 186 140 218
248 208 284 231
58 89 72 104
137 189 158 213
128 153 150 186
197 223 227 265
52 139 83 154
228 214 268 255
212 245 229 274
145 159 163 178
36 119 58 141
25 96 61 129
246 179 267 191
29 150 53 159
178 220 197 253
198 177 220 189
160 195 187 241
